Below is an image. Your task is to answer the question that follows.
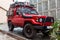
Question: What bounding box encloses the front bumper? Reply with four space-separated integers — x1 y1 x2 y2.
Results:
34 25 53 30
47 26 53 30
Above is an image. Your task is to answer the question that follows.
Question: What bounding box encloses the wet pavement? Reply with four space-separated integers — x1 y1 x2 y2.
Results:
0 32 17 40
0 23 50 40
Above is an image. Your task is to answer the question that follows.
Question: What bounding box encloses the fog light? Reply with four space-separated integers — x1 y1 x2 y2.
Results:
47 26 53 29
36 19 38 22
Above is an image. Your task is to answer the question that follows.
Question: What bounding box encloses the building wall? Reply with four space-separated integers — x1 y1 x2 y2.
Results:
30 0 60 20
0 0 13 10
0 8 7 23
0 0 13 23
0 0 30 23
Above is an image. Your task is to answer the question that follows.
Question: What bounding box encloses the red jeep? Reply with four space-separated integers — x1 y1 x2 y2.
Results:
7 2 54 38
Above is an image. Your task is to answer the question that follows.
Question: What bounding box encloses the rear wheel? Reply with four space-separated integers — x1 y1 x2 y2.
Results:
8 22 14 31
23 24 36 39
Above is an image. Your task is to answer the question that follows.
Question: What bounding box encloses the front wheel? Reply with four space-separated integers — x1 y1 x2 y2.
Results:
23 24 36 39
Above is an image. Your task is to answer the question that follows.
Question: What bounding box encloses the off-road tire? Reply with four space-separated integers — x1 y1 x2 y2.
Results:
23 24 36 39
8 22 14 31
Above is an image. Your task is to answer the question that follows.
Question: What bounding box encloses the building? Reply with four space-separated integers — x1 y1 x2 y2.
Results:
0 0 29 23
30 0 60 20
0 7 7 23
0 0 13 23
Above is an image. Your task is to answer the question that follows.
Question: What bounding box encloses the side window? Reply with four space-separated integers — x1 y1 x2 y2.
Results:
10 9 14 15
6 11 9 16
20 7 25 13
7 8 14 16
16 8 21 15
24 8 30 13
21 8 30 13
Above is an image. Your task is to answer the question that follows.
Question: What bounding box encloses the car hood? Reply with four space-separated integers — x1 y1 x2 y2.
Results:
24 14 47 18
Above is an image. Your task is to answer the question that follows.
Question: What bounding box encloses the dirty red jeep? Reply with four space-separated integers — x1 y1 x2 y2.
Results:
7 2 54 38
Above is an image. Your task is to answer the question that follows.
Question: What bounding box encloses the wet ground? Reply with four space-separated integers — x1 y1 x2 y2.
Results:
0 32 17 40
0 23 50 40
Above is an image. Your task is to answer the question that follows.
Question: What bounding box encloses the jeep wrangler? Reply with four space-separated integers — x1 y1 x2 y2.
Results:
7 2 54 38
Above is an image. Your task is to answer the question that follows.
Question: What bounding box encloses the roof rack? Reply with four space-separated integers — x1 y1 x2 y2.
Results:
10 2 25 8
10 2 35 8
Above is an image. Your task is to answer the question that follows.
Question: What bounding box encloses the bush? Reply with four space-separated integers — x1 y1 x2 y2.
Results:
51 20 60 40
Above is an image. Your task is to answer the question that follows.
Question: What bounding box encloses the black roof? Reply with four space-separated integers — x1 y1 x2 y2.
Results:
10 2 35 8
10 2 25 8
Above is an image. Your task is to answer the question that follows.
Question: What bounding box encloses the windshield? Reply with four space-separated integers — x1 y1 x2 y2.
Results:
20 7 38 15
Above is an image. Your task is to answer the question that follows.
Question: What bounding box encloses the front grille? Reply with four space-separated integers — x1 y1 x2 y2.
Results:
38 17 54 23
42 18 45 22
45 17 54 22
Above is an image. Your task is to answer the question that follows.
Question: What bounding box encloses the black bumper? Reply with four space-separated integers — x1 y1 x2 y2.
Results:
34 26 53 30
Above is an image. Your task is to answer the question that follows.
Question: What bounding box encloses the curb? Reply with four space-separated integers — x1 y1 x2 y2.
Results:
0 30 28 40
0 23 4 25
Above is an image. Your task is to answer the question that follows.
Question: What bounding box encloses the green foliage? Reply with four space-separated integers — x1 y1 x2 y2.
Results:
51 20 60 40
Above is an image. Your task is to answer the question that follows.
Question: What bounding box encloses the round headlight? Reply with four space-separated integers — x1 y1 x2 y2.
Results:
36 19 38 22
39 18 42 22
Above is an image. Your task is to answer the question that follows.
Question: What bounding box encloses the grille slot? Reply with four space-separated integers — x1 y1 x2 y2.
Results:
45 17 54 22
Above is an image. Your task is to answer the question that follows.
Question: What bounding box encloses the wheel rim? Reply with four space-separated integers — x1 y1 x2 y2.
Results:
25 26 33 36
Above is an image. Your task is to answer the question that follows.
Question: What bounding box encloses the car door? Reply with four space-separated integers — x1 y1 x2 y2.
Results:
15 7 24 27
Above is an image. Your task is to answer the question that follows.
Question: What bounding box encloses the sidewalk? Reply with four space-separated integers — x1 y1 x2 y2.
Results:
0 32 17 40
0 23 8 31
0 23 16 40
0 30 28 40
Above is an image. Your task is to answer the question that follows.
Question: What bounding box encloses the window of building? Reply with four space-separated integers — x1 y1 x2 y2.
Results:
57 0 60 8
34 0 37 3
44 12 48 16
57 9 60 19
49 0 56 9
43 1 48 11
39 12 42 15
30 0 33 4
50 10 56 19
38 0 42 3
34 4 37 10
38 3 42 12
42 0 48 1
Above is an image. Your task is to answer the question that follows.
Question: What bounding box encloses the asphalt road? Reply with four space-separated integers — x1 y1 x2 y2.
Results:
0 23 50 40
